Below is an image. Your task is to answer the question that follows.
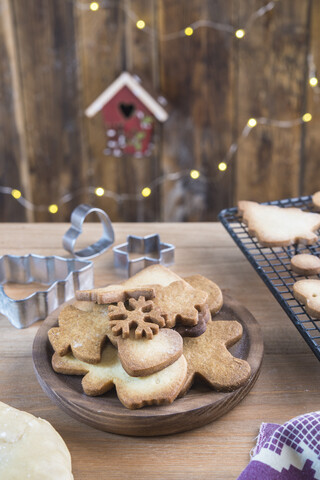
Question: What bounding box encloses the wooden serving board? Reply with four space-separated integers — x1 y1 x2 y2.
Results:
32 294 263 437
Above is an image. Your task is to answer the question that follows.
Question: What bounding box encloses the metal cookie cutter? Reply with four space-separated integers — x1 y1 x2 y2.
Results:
63 204 114 259
0 254 93 328
113 234 175 277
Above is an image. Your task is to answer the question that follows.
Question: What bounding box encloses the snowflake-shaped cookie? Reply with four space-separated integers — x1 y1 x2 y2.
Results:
108 296 166 339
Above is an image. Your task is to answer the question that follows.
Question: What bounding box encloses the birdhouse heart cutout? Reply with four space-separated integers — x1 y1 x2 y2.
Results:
119 102 135 118
85 72 168 157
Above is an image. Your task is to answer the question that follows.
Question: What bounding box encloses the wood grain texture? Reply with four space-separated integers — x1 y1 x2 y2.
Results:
74 1 123 222
301 0 320 196
235 0 310 203
0 0 29 221
32 294 263 436
1 0 320 222
1 222 320 479
11 0 86 221
117 0 162 222
159 0 235 221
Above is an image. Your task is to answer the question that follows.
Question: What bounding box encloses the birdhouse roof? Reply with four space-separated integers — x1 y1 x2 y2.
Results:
85 72 168 122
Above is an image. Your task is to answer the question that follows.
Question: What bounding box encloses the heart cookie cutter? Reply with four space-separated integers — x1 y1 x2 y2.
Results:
0 254 93 328
63 204 115 259
113 234 175 277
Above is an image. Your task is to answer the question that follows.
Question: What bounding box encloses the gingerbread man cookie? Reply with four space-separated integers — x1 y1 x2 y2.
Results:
180 320 251 395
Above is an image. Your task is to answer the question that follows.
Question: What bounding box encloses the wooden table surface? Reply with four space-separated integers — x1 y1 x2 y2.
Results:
1 222 319 480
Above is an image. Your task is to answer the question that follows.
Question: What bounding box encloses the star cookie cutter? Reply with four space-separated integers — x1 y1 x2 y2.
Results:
113 234 175 277
63 204 114 259
0 254 93 328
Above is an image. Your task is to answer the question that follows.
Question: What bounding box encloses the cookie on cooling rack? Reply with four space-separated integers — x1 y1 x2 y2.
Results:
312 191 320 210
290 254 320 276
293 279 320 318
238 200 320 247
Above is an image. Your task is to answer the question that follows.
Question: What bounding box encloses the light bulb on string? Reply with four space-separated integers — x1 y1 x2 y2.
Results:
309 77 318 87
11 189 22 199
302 113 312 123
190 170 200 179
218 162 227 172
95 187 105 197
235 29 245 39
141 187 151 197
184 27 194 36
136 20 146 30
48 204 58 214
90 2 99 12
247 118 257 128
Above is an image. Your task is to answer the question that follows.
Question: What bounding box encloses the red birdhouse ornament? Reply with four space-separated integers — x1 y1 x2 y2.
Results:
85 72 168 157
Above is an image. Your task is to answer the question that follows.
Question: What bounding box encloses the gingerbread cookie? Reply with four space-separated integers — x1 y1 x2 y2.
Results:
152 281 208 328
76 265 190 303
52 344 187 409
48 304 111 364
290 254 320 276
180 320 251 395
184 274 223 315
293 279 320 318
76 286 155 305
238 200 320 247
119 264 190 287
174 303 210 337
49 302 182 376
77 274 208 330
108 296 165 339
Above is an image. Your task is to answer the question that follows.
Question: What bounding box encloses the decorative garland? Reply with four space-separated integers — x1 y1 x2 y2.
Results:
83 0 277 41
1 113 314 214
0 0 317 214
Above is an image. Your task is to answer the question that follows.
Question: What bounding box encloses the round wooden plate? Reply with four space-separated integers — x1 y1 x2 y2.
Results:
32 294 263 436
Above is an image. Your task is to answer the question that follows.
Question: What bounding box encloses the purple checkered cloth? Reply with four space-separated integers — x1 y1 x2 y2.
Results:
237 412 320 479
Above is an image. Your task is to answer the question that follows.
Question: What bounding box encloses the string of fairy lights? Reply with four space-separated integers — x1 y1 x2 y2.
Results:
1 0 318 215
83 0 277 41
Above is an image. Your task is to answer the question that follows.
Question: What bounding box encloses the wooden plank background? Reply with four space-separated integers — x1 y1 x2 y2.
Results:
0 0 319 223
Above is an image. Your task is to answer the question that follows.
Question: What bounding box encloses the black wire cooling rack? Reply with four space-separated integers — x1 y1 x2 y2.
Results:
218 195 320 361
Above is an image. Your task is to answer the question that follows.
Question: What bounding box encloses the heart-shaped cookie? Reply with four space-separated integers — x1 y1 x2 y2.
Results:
116 328 183 376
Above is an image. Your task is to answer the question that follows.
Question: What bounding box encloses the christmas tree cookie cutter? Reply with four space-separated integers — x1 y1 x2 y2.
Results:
0 254 93 328
113 234 175 277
